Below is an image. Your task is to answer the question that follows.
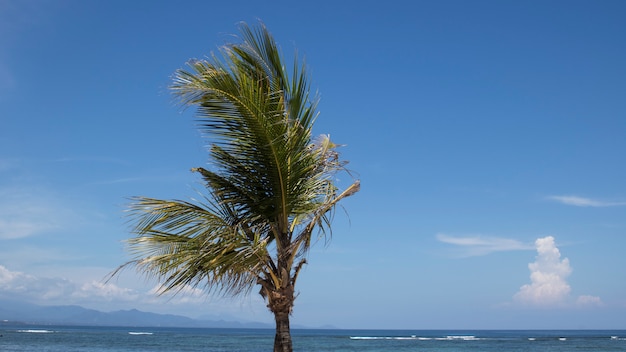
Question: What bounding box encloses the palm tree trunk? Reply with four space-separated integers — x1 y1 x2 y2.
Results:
273 309 292 352
268 284 295 352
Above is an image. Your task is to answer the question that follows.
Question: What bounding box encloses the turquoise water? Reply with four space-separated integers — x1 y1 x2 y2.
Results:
1 325 625 351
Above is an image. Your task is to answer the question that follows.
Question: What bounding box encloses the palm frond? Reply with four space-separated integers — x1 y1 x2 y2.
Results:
122 196 271 297
114 22 359 305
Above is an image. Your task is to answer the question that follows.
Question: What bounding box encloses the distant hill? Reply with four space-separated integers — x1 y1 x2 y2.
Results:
0 299 272 328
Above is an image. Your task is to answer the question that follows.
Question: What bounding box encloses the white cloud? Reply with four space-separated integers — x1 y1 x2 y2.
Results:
513 236 602 307
0 265 139 305
546 195 626 207
0 264 259 319
73 281 140 302
0 265 74 299
436 233 533 256
577 295 604 307
149 284 207 304
514 236 571 306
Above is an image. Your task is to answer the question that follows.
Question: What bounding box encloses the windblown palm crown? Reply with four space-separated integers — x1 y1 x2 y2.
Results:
115 23 359 352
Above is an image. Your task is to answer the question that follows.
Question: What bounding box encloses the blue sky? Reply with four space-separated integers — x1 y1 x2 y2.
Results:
1 0 625 329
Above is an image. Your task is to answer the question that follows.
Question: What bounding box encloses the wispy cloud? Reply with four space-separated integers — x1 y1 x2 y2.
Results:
149 284 208 304
86 177 143 187
0 186 75 239
0 264 258 319
577 295 604 307
0 158 16 172
0 1 60 96
436 233 533 256
513 236 603 307
546 195 626 207
0 265 139 304
0 62 15 96
51 156 131 166
0 1 61 45
72 281 140 302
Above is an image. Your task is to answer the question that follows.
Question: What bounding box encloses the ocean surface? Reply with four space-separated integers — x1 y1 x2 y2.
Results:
1 325 625 351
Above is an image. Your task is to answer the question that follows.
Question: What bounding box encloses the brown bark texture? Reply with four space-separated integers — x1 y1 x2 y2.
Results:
269 285 295 352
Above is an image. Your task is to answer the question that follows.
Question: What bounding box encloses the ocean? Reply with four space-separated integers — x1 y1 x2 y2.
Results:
1 325 625 351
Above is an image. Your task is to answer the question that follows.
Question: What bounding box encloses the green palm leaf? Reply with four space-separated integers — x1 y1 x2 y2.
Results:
113 21 359 352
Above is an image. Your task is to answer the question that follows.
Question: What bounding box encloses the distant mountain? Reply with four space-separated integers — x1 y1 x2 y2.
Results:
0 299 272 328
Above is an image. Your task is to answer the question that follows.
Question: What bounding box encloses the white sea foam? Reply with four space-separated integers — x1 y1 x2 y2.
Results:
350 336 397 340
439 335 480 341
350 336 418 340
128 332 153 335
18 329 54 333
349 335 480 341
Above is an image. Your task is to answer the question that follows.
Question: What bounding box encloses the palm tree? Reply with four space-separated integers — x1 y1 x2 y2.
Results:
112 22 359 352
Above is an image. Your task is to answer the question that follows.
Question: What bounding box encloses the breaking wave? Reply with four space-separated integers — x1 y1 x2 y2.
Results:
350 335 480 341
17 329 54 333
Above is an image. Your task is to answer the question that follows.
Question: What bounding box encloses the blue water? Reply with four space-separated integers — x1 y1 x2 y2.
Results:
1 325 625 351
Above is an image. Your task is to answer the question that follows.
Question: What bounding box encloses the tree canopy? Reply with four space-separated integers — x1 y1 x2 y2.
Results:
113 22 359 352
